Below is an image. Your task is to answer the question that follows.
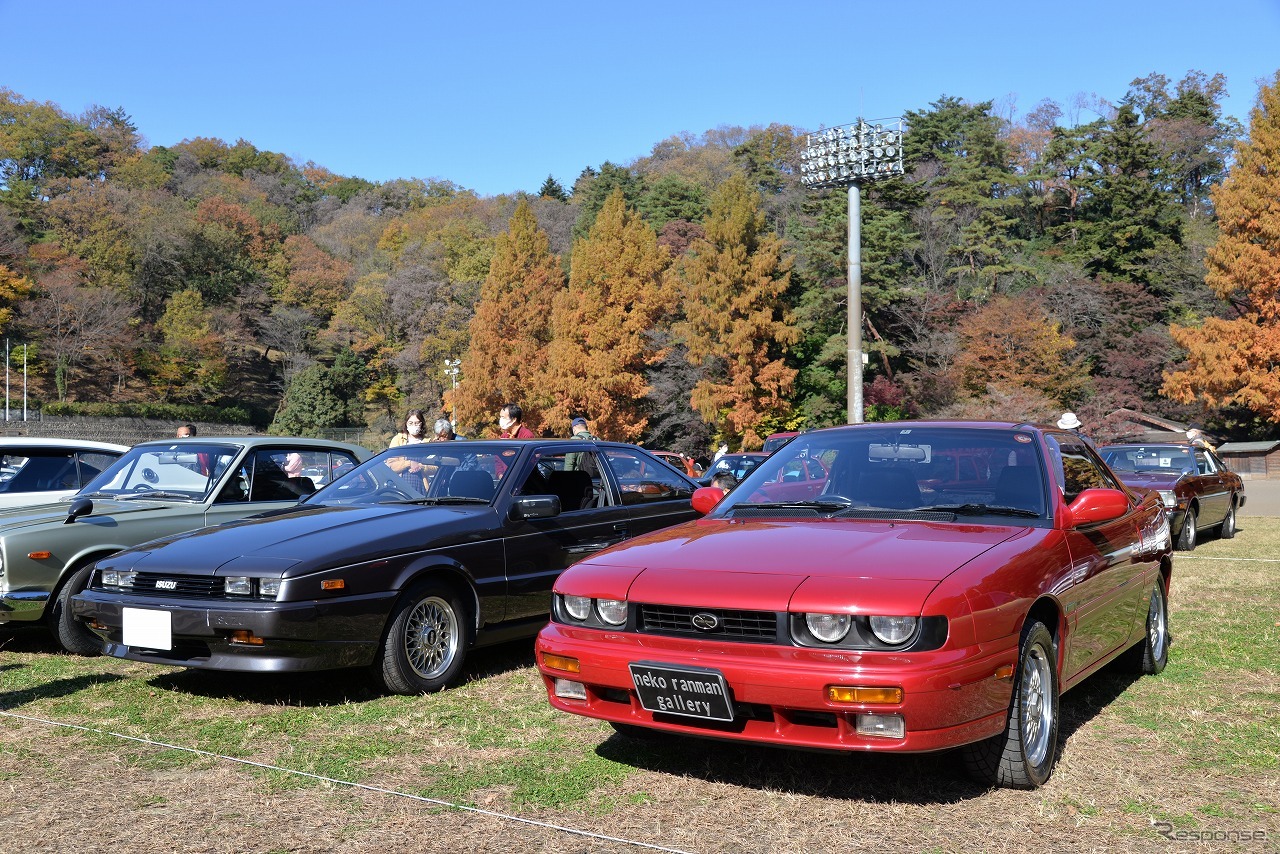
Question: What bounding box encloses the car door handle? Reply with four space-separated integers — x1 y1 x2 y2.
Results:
567 540 620 554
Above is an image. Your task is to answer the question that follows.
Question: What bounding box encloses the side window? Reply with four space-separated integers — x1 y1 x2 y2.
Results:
522 451 609 512
604 448 694 506
1195 450 1215 475
77 452 119 487
1049 435 1115 504
248 449 354 501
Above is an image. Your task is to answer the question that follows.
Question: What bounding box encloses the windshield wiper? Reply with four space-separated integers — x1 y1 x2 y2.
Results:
734 497 853 512
115 490 194 501
383 496 490 505
917 503 1041 518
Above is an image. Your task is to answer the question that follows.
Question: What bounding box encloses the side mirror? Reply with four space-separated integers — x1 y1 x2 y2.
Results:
692 486 726 515
65 497 94 525
1065 488 1128 527
509 495 560 520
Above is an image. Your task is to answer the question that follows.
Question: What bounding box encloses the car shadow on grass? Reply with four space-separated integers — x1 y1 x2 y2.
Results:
143 637 538 707
595 662 1144 803
0 672 127 710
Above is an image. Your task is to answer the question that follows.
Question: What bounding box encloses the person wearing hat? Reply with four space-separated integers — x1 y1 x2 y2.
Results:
566 417 597 472
1056 412 1083 431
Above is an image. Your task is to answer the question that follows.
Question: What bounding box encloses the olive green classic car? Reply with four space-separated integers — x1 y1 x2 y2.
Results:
0 436 369 653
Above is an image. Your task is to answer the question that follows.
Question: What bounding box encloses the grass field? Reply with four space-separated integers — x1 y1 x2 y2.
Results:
2 519 1277 853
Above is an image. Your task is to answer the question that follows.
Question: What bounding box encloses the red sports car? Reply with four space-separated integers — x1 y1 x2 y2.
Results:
536 421 1173 788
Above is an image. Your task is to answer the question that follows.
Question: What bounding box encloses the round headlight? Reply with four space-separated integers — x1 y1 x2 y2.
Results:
869 615 917 645
596 598 628 626
805 613 852 643
562 595 592 621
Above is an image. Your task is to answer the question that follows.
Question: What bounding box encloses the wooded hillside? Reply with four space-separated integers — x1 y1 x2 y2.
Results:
2 68 1275 451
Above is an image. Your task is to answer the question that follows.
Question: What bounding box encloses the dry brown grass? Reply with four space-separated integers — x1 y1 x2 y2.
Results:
3 522 1278 853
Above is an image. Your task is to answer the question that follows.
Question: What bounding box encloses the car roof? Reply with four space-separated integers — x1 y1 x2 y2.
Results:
0 437 130 452
132 436 370 454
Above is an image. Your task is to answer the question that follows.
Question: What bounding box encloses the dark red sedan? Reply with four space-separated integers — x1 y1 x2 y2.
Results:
536 421 1173 788
1099 443 1246 551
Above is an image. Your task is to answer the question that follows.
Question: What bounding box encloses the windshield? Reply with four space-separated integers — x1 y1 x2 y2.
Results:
313 442 517 505
1100 446 1193 475
80 443 239 500
718 425 1048 517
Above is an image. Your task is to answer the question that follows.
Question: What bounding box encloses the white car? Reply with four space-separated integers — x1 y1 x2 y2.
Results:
0 438 129 509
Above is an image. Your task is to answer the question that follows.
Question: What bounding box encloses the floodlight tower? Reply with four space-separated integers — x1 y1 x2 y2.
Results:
800 118 904 423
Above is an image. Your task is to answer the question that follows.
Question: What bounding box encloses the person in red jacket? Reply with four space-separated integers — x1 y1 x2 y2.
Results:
498 403 535 439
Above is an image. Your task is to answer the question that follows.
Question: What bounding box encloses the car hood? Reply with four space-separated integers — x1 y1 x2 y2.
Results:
568 517 1025 614
0 497 184 533
107 503 488 577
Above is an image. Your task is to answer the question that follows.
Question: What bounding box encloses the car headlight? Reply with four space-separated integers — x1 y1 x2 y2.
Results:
225 576 253 596
1157 490 1177 509
869 615 918 645
805 613 852 643
101 570 137 588
596 598 627 625
259 578 282 600
563 594 592 621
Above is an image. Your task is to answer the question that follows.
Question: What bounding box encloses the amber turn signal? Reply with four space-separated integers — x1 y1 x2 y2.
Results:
827 686 903 704
994 664 1015 681
228 630 264 645
28 551 52 560
321 579 345 590
541 653 580 673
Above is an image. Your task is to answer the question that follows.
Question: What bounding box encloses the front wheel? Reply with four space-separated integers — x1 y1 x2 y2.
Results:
376 581 468 694
51 564 103 656
1176 508 1197 551
961 620 1060 789
1219 501 1237 540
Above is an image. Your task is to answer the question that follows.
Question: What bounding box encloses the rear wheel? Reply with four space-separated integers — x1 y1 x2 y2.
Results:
1122 579 1170 675
376 580 468 694
1176 508 1197 551
50 564 103 656
961 621 1059 788
1219 500 1237 540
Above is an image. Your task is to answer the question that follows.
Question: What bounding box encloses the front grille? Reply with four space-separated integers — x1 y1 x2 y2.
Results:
96 573 223 599
639 604 779 642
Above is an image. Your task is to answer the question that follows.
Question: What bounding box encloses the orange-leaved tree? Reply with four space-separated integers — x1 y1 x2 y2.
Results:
449 198 564 435
542 189 668 440
1163 71 1280 421
951 293 1088 405
671 175 798 450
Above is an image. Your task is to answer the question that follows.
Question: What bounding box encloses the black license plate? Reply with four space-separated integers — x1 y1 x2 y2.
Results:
628 662 734 721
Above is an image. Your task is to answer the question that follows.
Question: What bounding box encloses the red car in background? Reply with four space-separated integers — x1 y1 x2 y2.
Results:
537 421 1172 788
1098 443 1246 551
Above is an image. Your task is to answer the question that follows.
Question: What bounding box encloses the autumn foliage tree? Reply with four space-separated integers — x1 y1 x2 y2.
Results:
1164 71 1280 422
543 190 668 440
951 294 1088 406
450 199 564 434
672 175 799 449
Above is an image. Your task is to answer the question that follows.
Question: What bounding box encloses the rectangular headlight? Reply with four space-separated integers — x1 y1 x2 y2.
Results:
102 570 137 587
259 578 282 599
224 576 252 596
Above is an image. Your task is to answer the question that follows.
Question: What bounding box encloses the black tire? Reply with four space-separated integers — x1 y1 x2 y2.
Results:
1176 507 1197 551
961 621 1059 789
1219 500 1237 540
376 580 468 694
1121 578 1170 675
50 564 104 656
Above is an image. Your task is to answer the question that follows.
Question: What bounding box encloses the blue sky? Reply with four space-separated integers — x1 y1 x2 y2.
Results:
3 0 1277 197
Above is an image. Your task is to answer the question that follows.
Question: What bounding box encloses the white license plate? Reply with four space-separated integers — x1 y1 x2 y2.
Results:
122 607 173 650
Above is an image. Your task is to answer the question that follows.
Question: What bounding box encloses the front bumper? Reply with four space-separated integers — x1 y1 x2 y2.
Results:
535 621 1017 754
72 589 397 672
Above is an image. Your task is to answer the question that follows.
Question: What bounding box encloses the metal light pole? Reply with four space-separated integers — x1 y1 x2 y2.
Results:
801 118 904 424
443 359 461 423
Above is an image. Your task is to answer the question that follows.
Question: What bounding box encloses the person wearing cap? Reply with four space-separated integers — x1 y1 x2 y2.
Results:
565 416 598 472
1056 412 1083 431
